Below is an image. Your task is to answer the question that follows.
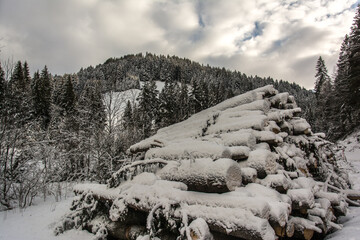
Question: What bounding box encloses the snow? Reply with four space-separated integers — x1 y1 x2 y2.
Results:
287 188 315 208
260 174 292 191
178 205 276 240
188 218 214 240
289 118 311 134
144 139 227 160
289 216 322 233
140 80 165 93
220 131 257 149
0 195 93 240
326 130 360 240
158 158 243 192
270 92 289 107
240 149 278 176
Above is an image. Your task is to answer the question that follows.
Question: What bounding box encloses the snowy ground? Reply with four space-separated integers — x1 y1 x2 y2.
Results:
1 131 360 240
326 130 360 240
0 194 93 240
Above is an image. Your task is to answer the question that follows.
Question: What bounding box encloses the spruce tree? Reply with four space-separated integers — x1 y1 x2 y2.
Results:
199 79 210 110
177 80 190 120
190 79 202 114
137 79 159 137
78 79 105 133
313 57 332 134
314 56 331 99
329 6 360 139
23 61 31 91
0 63 7 126
0 63 5 110
32 66 52 128
62 76 76 114
158 79 178 127
7 61 32 126
347 5 360 108
9 61 25 92
122 100 133 130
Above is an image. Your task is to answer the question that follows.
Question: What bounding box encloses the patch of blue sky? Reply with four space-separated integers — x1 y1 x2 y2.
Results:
241 21 265 42
351 0 360 9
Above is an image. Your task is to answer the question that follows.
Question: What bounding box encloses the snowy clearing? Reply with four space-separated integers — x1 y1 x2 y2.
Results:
0 195 93 240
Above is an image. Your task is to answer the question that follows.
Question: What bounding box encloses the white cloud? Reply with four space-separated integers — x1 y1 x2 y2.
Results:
0 0 358 88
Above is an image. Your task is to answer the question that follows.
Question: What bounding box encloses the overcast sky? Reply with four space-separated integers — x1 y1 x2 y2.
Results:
0 0 359 89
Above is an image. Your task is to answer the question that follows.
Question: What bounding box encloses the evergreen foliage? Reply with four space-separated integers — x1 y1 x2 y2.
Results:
314 56 331 99
0 63 5 112
31 66 52 128
316 5 360 140
62 76 76 114
313 57 332 134
137 79 159 138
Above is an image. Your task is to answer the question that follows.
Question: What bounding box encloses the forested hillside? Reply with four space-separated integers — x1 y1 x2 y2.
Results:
77 53 315 129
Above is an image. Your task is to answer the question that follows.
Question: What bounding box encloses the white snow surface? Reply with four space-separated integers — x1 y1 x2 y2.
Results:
0 195 93 240
326 130 360 240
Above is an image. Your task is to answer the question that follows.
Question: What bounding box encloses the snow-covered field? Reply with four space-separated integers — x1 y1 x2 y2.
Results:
1 131 359 240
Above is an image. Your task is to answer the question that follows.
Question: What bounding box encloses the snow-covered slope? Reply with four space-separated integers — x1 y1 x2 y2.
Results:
140 80 165 92
103 81 164 129
326 130 360 240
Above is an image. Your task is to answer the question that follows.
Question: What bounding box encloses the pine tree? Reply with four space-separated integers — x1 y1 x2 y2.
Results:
122 100 133 130
32 66 52 128
23 61 31 91
314 56 331 99
177 80 190 120
199 79 210 110
0 63 5 111
78 79 105 133
190 79 202 114
158 79 179 127
7 61 32 126
62 76 76 114
137 79 159 137
347 5 360 108
329 6 360 139
9 61 25 92
313 57 332 134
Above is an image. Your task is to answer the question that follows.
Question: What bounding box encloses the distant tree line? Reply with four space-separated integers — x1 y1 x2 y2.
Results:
313 5 360 140
77 51 315 139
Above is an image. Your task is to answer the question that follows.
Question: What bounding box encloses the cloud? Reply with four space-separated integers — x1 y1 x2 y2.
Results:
0 0 358 88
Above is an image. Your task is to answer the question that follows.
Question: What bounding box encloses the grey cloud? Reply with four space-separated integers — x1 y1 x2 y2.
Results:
0 0 358 88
